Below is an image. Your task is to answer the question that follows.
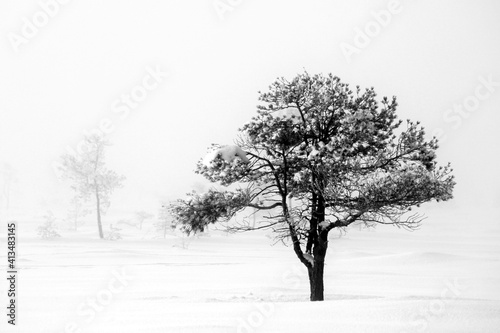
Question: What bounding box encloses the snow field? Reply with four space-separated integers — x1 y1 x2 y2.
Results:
0 211 499 332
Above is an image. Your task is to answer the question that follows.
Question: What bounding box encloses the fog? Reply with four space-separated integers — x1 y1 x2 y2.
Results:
0 0 499 223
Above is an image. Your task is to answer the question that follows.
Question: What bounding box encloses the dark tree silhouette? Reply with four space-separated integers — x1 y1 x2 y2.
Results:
169 72 455 301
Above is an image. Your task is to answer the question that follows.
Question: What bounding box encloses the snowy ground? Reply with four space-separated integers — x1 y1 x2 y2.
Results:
1 210 500 333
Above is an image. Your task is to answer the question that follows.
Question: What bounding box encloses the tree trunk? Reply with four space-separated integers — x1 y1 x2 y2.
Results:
307 192 328 301
308 232 328 301
95 186 104 239
308 259 325 301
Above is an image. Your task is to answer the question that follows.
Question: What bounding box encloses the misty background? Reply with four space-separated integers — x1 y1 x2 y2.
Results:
0 0 499 224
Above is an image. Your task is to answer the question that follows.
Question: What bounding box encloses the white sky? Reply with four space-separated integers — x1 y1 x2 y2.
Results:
0 0 499 219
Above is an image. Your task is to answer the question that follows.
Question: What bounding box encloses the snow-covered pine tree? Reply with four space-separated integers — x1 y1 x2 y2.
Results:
169 72 455 301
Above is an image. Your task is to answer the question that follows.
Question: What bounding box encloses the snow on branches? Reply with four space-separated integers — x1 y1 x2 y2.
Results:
203 145 249 166
198 145 251 186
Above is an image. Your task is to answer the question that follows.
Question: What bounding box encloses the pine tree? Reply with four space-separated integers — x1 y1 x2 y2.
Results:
169 72 455 301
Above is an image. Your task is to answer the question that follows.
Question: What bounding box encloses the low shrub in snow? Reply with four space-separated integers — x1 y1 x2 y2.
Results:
37 212 61 239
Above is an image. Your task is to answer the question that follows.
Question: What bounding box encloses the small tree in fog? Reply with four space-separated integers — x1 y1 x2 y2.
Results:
37 211 61 239
156 204 175 238
135 211 154 230
66 195 91 231
169 72 455 301
60 135 125 239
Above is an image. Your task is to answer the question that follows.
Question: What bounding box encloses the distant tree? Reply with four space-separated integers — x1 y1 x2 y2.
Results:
169 72 455 301
116 219 140 229
60 135 125 239
66 195 91 231
135 211 154 230
37 211 61 239
156 204 175 238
